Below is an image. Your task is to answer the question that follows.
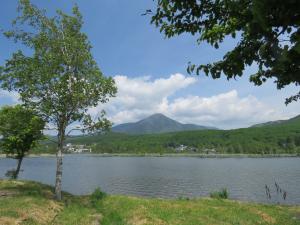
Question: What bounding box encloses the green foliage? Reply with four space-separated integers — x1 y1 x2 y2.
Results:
0 0 116 137
0 0 117 136
90 187 107 207
0 104 45 157
0 0 116 199
210 188 229 199
151 0 300 104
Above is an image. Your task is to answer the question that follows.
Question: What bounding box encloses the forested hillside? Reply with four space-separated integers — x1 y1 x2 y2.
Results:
38 114 300 154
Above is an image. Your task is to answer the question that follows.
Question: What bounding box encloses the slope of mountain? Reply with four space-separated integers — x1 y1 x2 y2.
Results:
251 114 300 128
112 113 217 134
33 113 300 154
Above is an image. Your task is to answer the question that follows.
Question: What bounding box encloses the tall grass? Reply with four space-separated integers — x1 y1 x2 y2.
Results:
210 188 229 199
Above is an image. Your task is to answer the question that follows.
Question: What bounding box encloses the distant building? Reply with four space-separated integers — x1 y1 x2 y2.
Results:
64 143 92 153
175 144 188 152
173 144 199 152
203 148 216 154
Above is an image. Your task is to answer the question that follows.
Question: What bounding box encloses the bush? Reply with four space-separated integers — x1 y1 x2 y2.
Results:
210 188 229 199
90 187 106 207
177 196 190 201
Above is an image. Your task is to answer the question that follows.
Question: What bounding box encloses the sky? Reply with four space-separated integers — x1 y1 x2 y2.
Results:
0 0 299 129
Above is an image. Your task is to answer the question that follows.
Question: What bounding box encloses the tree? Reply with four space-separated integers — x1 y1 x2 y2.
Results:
151 0 300 104
0 0 117 200
0 105 45 179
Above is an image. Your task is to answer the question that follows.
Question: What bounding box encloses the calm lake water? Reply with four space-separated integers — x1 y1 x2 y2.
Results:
1 155 299 204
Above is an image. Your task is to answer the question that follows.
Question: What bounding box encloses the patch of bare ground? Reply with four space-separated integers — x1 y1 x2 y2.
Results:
127 205 166 225
89 213 103 225
290 207 300 221
128 215 166 225
0 200 63 225
249 208 276 224
32 200 62 223
0 217 17 225
0 190 18 197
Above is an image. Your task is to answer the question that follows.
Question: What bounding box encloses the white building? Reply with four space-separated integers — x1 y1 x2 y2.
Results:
64 143 92 153
175 144 188 152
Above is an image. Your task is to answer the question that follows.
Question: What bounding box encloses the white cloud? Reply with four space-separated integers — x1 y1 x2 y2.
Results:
89 73 295 129
111 73 196 110
89 73 197 123
167 90 284 128
0 75 296 129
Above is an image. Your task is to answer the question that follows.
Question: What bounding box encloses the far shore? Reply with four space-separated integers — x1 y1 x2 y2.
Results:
1 153 299 158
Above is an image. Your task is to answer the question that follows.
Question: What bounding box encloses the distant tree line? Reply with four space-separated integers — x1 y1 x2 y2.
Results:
30 119 300 155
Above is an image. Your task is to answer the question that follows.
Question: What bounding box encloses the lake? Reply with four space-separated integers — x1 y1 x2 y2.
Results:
1 155 299 204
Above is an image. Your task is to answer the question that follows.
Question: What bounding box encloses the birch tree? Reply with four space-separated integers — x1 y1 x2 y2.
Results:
0 0 117 200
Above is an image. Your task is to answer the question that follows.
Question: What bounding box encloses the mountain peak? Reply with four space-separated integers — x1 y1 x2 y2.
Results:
147 113 167 118
141 113 174 122
112 113 217 134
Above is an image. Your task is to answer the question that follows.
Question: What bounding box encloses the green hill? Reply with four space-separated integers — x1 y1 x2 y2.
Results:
51 114 300 154
251 115 300 128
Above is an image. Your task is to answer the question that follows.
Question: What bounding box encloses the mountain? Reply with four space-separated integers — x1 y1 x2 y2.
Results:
47 113 300 154
35 113 300 154
251 114 300 128
112 113 218 134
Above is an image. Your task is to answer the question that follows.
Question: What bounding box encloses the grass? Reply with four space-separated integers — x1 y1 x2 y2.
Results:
0 180 97 225
210 188 229 199
0 180 300 225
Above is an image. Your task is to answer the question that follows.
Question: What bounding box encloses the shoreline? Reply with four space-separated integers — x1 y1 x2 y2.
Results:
0 178 299 206
1 179 299 224
1 153 299 158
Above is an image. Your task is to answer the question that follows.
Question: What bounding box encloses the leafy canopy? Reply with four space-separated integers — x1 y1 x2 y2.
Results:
0 105 45 158
151 0 300 104
0 0 117 134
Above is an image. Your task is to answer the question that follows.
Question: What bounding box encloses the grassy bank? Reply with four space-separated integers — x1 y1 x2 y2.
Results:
0 180 300 225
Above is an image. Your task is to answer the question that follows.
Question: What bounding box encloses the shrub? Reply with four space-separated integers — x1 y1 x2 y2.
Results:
177 196 190 201
210 188 229 199
90 188 107 207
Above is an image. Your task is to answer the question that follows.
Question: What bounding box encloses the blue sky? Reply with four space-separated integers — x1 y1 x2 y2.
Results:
0 0 299 129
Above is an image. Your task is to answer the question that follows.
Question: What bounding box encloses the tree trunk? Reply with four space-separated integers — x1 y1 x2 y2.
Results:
55 146 63 200
14 156 23 179
55 126 65 200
